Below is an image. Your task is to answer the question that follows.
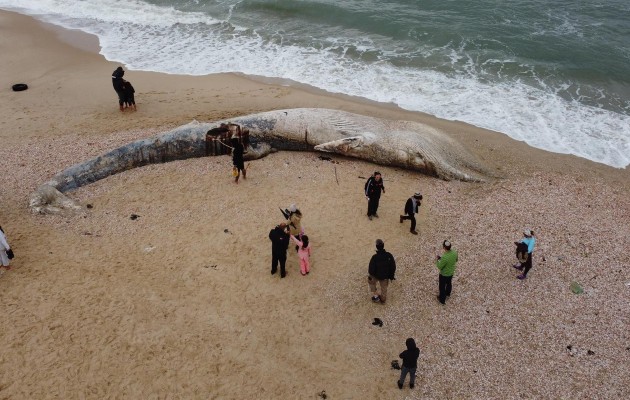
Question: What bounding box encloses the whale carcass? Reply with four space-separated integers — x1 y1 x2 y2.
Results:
29 108 490 213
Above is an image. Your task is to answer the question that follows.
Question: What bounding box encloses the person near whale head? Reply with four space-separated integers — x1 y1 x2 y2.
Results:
218 134 248 183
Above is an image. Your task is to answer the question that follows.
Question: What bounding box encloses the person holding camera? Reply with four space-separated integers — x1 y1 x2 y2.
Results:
436 240 458 304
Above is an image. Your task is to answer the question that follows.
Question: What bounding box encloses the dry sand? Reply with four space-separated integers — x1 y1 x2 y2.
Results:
1 9 629 400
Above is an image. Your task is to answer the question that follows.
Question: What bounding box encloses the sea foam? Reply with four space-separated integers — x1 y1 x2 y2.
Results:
1 0 628 168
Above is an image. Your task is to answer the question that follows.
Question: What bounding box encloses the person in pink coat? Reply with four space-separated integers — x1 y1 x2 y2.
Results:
290 233 312 276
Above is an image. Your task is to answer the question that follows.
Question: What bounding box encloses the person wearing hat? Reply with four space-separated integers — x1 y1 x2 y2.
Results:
400 193 423 235
513 229 536 279
364 171 385 220
367 239 396 304
269 222 291 278
436 240 458 304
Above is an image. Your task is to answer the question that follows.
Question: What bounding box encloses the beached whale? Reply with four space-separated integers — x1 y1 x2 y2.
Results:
29 108 490 213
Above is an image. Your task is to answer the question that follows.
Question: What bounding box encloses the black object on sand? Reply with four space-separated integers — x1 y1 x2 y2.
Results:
279 207 290 219
12 83 28 92
372 317 383 327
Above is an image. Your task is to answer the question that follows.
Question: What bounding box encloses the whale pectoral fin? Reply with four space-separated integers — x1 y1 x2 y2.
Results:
314 136 365 154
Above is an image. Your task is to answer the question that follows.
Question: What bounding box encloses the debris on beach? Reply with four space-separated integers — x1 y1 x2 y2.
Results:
223 228 232 235
570 281 584 294
317 390 327 399
372 317 383 327
130 214 140 220
391 360 401 370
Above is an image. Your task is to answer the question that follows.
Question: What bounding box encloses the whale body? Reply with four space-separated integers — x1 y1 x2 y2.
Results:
29 108 490 213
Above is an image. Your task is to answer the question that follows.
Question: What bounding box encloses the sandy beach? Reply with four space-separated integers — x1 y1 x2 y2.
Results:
1 9 629 399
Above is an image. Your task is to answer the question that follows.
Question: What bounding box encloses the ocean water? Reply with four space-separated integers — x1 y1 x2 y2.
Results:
1 0 629 168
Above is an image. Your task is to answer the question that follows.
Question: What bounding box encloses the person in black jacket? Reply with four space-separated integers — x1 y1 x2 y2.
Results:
367 239 396 304
111 66 125 112
269 223 290 278
122 80 137 111
231 136 246 183
364 172 385 220
397 338 420 389
400 193 422 235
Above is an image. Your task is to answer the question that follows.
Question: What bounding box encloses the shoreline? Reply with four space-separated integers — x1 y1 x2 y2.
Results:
1 8 629 400
8 8 628 175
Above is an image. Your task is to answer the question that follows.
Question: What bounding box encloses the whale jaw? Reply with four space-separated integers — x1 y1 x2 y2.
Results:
314 136 367 155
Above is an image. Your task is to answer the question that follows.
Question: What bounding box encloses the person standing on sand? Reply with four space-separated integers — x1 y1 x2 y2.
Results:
397 338 420 390
364 171 385 220
513 229 536 280
0 226 13 271
122 80 137 111
111 66 126 112
436 240 458 305
400 193 422 235
368 239 396 304
290 233 312 276
269 222 290 278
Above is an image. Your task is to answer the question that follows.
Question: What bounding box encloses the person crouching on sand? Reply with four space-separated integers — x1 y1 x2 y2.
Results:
290 233 312 276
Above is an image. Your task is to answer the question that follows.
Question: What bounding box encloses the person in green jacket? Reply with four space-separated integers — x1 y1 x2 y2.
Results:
436 240 458 304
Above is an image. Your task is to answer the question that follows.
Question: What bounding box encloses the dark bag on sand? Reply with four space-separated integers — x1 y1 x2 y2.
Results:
6 249 14 259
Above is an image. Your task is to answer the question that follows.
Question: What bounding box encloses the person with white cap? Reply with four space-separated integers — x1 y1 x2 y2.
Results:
513 229 536 279
400 193 423 235
367 239 396 304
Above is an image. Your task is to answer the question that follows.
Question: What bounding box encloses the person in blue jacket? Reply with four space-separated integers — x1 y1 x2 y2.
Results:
513 229 536 279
